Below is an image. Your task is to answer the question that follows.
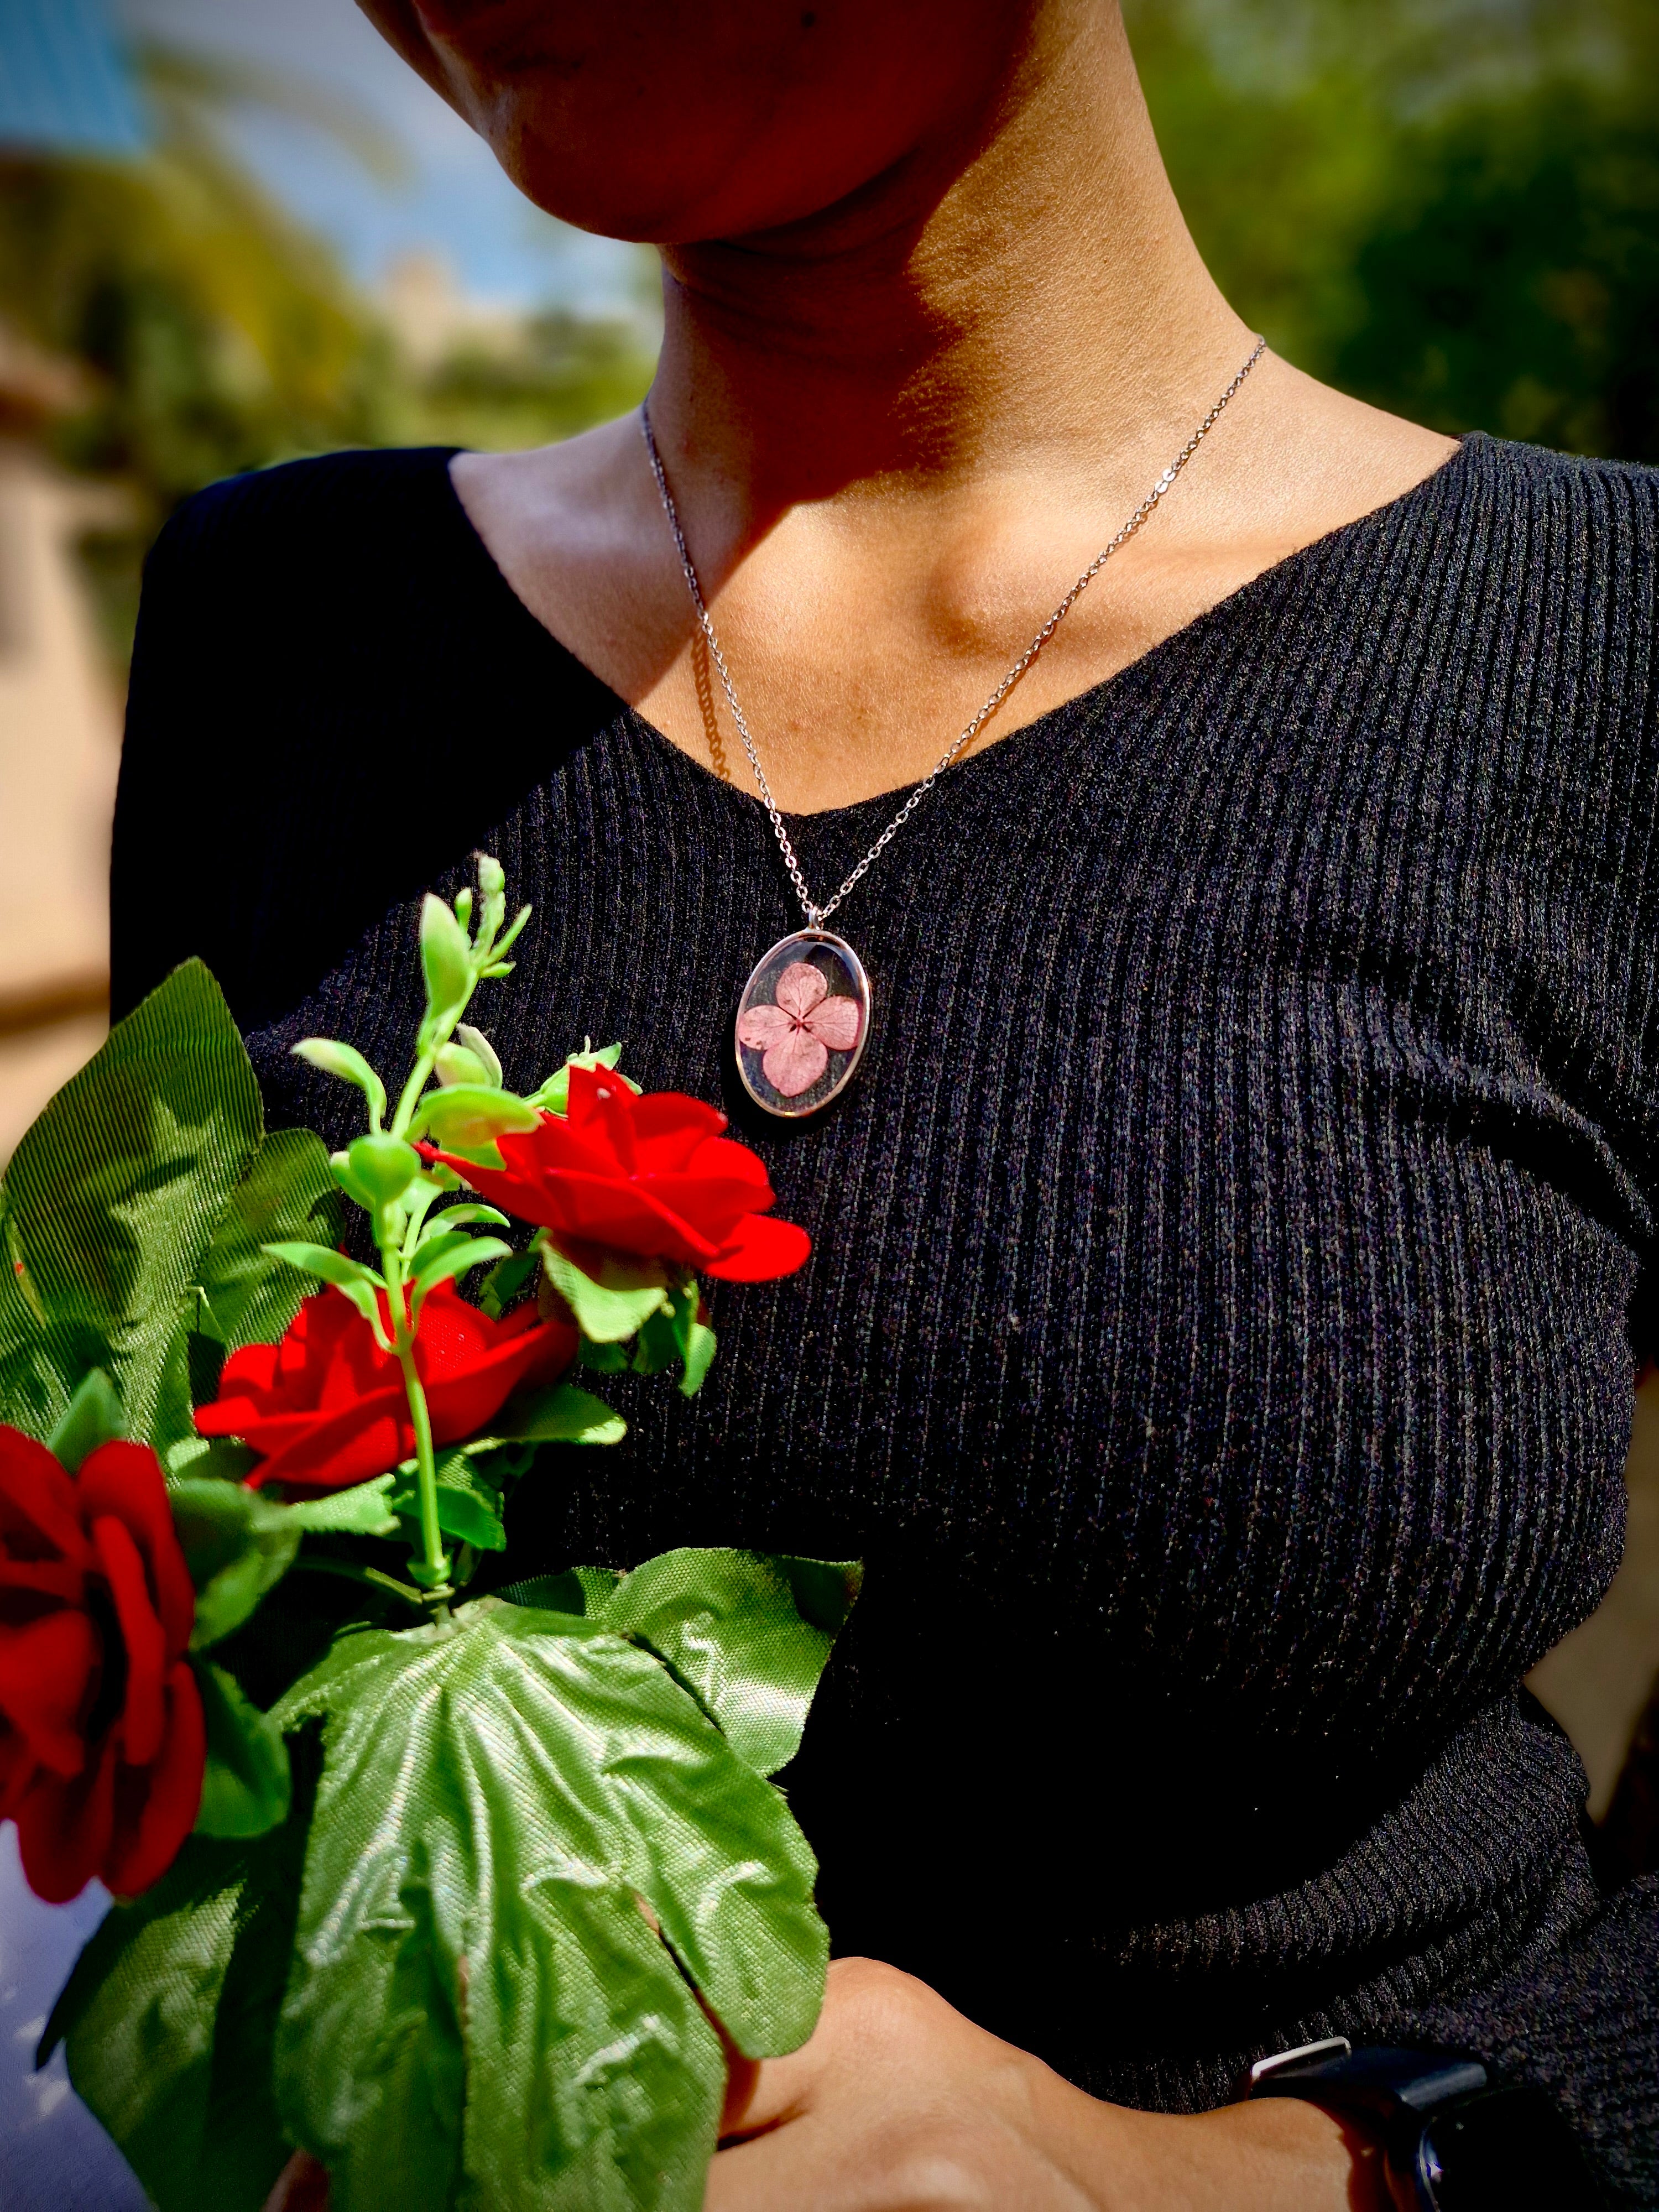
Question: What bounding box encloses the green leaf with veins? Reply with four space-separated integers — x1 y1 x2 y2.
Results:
0 962 263 1444
598 1550 864 1779
272 1595 828 2212
195 1662 291 1839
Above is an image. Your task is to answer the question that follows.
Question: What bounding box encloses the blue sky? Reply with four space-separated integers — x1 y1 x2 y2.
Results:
114 0 646 311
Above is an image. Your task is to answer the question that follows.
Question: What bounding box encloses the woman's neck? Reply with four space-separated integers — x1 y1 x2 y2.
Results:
647 2 1249 549
450 2 1455 812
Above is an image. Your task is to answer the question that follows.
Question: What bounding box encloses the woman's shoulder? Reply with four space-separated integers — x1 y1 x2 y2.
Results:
148 445 465 605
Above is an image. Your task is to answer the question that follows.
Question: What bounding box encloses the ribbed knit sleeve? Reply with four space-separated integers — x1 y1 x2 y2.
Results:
113 433 1659 2204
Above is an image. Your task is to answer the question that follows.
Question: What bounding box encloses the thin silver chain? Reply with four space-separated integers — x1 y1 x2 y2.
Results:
640 336 1266 932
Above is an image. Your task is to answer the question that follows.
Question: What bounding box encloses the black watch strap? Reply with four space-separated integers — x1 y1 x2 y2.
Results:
1242 2037 1606 2210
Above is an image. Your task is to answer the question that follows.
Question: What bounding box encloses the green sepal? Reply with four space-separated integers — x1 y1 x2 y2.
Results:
291 1038 387 1128
541 1241 669 1343
170 1479 303 1651
45 1368 125 1473
194 1662 291 1839
491 1379 627 1446
40 1739 317 2212
599 1550 862 1778
577 1337 630 1373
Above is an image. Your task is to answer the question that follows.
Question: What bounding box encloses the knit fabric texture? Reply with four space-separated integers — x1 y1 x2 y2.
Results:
112 435 1659 2201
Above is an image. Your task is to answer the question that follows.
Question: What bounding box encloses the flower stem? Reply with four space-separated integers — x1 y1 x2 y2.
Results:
378 1212 453 1625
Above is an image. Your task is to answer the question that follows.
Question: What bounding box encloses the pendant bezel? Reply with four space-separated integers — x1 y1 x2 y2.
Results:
734 928 872 1120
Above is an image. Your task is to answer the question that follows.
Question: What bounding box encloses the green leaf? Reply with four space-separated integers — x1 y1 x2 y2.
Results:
413 1203 509 1250
290 1039 387 1129
42 1744 316 2212
419 891 473 1020
195 1662 291 1839
272 1598 827 2212
602 1550 863 1779
409 1232 513 1323
480 1246 539 1319
45 1368 125 1472
491 1379 627 1446
0 961 264 1443
283 1472 399 1535
170 1479 303 1651
541 1242 669 1344
389 1448 506 1552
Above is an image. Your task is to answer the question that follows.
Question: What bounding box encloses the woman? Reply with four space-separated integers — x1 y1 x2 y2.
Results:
112 2 1657 2205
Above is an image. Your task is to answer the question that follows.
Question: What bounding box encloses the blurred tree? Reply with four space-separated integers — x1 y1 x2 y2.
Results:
0 41 653 661
1127 0 1659 461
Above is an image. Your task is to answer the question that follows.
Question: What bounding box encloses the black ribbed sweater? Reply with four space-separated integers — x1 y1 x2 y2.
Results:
112 435 1659 2203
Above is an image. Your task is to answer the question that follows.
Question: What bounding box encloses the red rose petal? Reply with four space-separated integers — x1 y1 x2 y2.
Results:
79 1442 195 1660
705 1212 812 1282
0 1608 100 1777
104 1660 205 1898
91 1515 167 1769
0 1426 92 1568
15 1731 117 1904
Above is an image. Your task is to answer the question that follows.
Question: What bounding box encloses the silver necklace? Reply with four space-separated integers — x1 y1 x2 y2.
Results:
641 336 1267 1121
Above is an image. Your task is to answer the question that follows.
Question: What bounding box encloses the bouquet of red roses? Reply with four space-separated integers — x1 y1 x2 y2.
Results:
0 855 855 2212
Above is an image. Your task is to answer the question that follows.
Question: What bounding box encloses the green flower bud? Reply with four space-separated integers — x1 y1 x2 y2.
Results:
347 1133 422 1207
420 893 472 1018
477 853 506 900
435 1042 490 1089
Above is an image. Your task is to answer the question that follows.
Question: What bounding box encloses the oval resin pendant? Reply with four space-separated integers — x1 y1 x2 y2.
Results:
735 930 871 1119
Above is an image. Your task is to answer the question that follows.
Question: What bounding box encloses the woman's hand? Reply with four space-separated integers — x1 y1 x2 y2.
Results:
707 1958 1387 2212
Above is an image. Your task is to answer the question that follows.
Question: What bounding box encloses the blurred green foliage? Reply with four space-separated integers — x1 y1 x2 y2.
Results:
1128 0 1659 458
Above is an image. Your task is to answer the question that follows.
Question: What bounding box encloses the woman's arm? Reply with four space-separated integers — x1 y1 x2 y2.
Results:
706 1958 1386 2211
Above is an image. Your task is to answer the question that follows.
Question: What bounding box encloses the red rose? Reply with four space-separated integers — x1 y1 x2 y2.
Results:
196 1280 576 1495
0 1428 204 1904
426 1066 810 1284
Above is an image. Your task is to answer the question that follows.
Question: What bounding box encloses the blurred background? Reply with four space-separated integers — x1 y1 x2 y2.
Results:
0 0 1655 2201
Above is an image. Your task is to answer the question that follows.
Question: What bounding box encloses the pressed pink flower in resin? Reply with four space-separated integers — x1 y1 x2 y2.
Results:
736 960 863 1099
